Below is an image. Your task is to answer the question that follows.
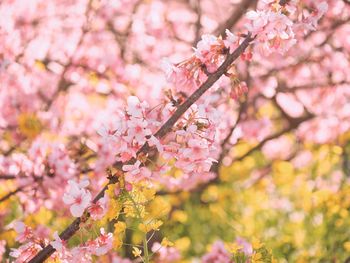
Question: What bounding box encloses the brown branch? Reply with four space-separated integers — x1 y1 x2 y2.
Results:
192 0 203 46
276 80 349 93
0 175 16 180
44 0 93 110
28 33 254 263
107 0 143 61
234 112 314 163
279 0 290 5
214 0 256 37
211 95 248 175
214 0 289 37
0 186 25 203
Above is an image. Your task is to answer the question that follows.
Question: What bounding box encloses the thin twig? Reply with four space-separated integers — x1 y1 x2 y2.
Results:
214 0 257 37
0 186 25 203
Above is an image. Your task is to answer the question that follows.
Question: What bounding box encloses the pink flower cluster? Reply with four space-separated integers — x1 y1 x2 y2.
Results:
245 4 296 54
0 139 76 187
95 95 220 190
151 242 181 263
95 96 160 175
9 222 50 262
51 228 113 261
161 30 248 97
201 241 232 263
245 1 328 55
9 223 114 262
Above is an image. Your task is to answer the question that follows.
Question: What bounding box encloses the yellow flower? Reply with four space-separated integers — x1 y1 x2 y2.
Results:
252 238 263 250
139 220 163 233
142 187 156 201
18 113 42 138
132 247 142 258
88 72 99 86
34 60 46 71
175 237 191 252
105 199 122 221
113 237 123 249
344 241 350 251
171 210 188 223
147 196 171 218
113 221 126 249
227 243 243 254
161 237 174 247
114 221 126 233
251 252 263 263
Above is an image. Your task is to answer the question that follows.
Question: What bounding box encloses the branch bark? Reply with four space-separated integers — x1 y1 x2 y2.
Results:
0 186 25 203
214 0 257 37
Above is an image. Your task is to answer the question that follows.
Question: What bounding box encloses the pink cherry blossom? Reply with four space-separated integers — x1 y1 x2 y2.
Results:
0 240 6 260
127 96 148 118
13 221 33 243
202 241 232 263
9 242 42 263
93 228 113 256
224 29 239 53
127 117 152 144
62 179 92 217
50 231 66 254
151 242 181 263
122 160 152 183
87 195 108 220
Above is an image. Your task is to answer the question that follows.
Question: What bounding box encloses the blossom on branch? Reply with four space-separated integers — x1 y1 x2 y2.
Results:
62 179 92 217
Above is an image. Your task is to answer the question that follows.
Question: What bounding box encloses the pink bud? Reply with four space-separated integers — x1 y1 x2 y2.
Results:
114 186 121 196
125 183 133 192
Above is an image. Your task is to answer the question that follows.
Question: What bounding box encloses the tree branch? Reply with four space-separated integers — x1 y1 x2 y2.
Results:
192 0 203 46
0 186 25 203
214 0 257 37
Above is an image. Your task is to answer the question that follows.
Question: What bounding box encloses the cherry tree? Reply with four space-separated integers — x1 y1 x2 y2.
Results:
0 0 349 262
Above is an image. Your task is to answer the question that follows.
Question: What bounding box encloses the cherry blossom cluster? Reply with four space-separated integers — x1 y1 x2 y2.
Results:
153 105 218 190
0 139 79 214
95 94 220 190
93 96 163 184
9 222 114 262
151 242 181 263
161 30 250 99
0 140 76 184
50 228 113 262
161 0 329 103
202 241 232 263
246 0 328 55
9 222 48 262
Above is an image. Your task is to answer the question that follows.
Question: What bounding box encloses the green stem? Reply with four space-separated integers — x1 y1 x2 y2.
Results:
143 235 149 263
125 191 149 263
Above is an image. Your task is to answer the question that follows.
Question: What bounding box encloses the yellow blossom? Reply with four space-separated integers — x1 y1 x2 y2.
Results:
105 199 122 221
114 221 126 233
251 252 263 263
227 243 243 254
132 247 142 257
344 241 350 251
139 220 163 233
18 113 42 138
161 237 174 247
252 238 263 250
